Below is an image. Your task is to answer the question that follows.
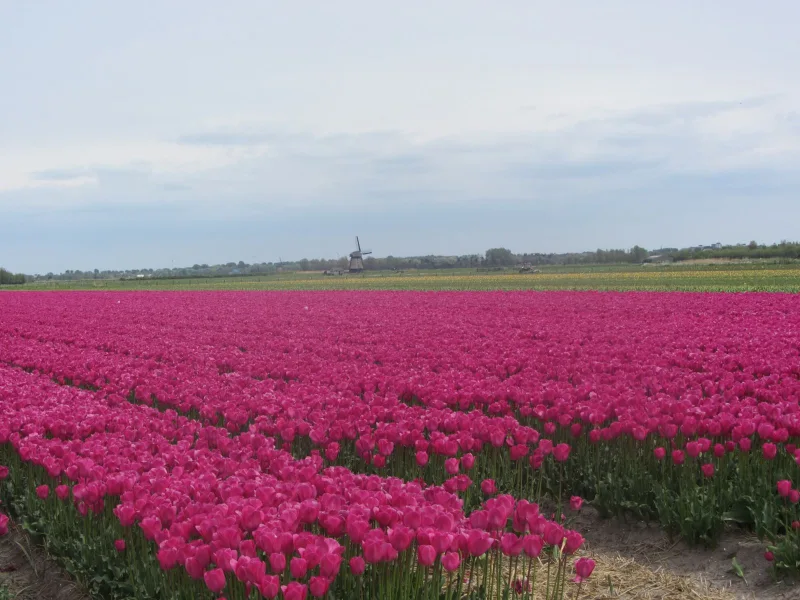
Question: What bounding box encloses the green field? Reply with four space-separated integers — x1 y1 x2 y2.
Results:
5 263 800 292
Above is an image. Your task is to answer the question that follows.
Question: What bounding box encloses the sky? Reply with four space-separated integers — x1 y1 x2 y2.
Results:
1 1 799 273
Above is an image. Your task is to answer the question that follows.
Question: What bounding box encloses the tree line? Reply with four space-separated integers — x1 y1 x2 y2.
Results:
670 241 800 262
13 240 800 282
24 247 650 281
0 268 26 285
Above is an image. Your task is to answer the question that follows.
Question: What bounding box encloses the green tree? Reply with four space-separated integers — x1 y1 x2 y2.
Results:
485 248 515 266
0 268 25 285
631 245 648 263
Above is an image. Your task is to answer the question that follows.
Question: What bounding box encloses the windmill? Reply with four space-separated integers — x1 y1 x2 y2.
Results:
348 237 372 273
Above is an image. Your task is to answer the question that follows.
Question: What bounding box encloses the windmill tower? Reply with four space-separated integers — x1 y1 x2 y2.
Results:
348 236 372 273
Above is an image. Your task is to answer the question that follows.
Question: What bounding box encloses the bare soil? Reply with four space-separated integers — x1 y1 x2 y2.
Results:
0 520 87 600
571 507 800 600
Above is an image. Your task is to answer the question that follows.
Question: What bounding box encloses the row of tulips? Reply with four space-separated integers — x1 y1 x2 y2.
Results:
1 291 799 567
0 364 593 599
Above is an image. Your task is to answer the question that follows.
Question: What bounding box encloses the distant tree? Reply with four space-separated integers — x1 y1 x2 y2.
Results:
748 240 758 250
0 268 25 285
630 245 648 263
485 248 515 266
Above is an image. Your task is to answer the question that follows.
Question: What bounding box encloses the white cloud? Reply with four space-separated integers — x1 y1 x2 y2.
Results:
1 0 799 271
2 94 798 215
0 140 270 193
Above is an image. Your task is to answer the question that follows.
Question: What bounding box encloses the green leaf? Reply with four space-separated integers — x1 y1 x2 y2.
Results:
722 501 754 526
731 556 746 583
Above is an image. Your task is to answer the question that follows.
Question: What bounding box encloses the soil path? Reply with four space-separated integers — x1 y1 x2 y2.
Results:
572 507 799 600
0 520 88 600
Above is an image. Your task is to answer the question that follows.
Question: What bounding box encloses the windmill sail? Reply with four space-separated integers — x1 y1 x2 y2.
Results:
349 236 369 272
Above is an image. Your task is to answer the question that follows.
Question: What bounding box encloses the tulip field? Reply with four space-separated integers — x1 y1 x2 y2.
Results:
18 263 800 293
1 290 800 599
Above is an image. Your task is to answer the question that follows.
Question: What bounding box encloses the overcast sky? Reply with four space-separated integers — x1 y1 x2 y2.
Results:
2 1 799 273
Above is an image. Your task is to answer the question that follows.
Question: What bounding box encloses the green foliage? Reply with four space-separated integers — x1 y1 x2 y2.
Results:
11 263 800 292
484 248 515 266
671 241 800 262
731 556 746 583
0 268 25 285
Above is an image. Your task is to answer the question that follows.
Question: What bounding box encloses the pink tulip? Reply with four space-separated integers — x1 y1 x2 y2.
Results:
445 458 460 475
461 453 475 470
522 535 543 558
309 576 331 598
514 578 532 594
466 530 493 556
542 522 564 547
763 443 778 460
553 443 570 462
563 530 584 554
257 576 280 599
349 556 366 575
319 552 342 578
573 557 596 583
282 582 308 600
417 545 436 567
442 552 460 572
289 557 308 579
268 552 286 574
500 533 524 557
777 480 792 498
204 568 226 594
685 441 701 458
481 479 497 496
